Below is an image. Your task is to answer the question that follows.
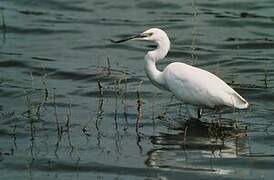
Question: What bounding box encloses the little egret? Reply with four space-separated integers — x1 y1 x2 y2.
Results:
112 28 248 118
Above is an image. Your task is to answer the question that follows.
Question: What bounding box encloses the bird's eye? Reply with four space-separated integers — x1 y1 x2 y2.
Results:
143 32 153 37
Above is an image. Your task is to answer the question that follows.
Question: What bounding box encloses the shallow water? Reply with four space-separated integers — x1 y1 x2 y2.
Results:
0 0 274 179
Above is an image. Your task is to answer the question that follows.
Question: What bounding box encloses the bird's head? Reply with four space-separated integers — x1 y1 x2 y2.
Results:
111 28 170 60
111 28 169 44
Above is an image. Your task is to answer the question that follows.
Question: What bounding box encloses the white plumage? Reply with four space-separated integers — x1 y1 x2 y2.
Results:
112 28 248 117
163 62 248 109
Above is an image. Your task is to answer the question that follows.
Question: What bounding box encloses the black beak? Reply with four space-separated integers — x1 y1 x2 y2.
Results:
110 34 146 44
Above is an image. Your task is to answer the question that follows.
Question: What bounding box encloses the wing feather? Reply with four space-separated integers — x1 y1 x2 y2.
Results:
163 62 248 109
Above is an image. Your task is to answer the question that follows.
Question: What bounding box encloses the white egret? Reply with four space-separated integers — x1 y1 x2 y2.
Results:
112 28 248 118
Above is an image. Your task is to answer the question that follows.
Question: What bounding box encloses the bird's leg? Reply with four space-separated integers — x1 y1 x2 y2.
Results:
197 108 202 119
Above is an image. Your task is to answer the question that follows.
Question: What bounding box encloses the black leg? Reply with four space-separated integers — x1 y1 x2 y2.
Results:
197 108 202 119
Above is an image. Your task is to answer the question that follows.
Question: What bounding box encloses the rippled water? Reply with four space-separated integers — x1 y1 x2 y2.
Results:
0 0 274 179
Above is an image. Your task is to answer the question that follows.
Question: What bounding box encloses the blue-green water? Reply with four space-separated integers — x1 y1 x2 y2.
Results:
0 0 274 179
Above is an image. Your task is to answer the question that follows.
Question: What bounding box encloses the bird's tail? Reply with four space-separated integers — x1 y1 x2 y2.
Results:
231 92 249 109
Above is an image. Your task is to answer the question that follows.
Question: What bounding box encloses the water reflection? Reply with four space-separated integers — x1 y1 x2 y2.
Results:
146 116 249 174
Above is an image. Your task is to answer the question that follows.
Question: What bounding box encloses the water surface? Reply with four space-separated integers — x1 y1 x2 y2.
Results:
0 0 274 179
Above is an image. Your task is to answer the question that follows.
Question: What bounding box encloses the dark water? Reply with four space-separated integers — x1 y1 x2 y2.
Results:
0 0 274 179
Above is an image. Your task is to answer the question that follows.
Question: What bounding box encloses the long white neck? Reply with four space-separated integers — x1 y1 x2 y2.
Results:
144 35 170 90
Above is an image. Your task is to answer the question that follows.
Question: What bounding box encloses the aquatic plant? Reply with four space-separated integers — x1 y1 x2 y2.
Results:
0 10 6 47
136 80 143 130
190 0 198 63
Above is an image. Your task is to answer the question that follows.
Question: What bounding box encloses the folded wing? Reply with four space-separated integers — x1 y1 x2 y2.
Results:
163 62 248 109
